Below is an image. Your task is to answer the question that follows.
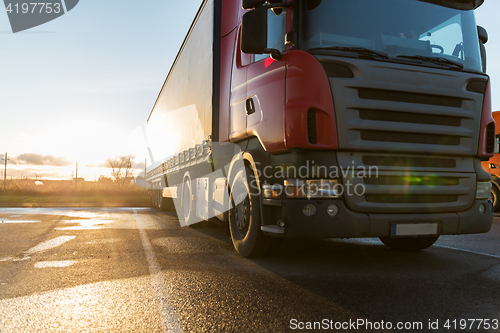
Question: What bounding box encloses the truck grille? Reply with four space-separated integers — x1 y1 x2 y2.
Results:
338 152 476 213
364 175 459 186
360 130 461 146
365 194 458 204
358 88 462 108
318 57 486 213
361 156 456 168
358 109 462 127
320 57 486 156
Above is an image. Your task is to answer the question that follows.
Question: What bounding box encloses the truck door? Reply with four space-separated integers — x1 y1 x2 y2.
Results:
230 8 288 151
229 31 251 142
246 9 287 151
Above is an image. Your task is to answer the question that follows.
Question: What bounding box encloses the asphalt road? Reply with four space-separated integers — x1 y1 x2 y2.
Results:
0 208 500 332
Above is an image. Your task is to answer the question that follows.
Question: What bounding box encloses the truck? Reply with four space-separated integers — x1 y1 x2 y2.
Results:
482 111 500 210
143 0 495 257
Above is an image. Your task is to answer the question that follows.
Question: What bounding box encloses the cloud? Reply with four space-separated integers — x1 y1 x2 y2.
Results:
11 153 73 167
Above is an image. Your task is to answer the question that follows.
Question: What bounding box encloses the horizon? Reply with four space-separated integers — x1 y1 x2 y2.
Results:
2 152 146 181
1 0 500 181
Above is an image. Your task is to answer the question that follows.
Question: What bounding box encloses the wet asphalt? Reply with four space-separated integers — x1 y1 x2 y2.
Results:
0 208 500 332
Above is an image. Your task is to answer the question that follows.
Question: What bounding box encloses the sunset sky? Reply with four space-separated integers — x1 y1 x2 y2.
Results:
1 0 500 180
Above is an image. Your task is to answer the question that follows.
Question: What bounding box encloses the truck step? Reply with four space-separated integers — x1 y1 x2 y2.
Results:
261 225 285 235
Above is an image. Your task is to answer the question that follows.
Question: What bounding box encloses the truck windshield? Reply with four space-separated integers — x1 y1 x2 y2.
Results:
299 0 482 72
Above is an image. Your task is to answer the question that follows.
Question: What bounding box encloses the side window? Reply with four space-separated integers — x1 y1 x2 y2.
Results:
255 9 287 62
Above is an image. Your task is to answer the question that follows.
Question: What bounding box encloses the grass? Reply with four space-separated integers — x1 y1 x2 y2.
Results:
0 179 152 207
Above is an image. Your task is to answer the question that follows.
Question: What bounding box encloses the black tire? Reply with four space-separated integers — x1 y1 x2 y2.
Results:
379 236 439 251
229 166 281 258
152 190 159 209
491 186 500 212
158 195 174 211
181 175 197 225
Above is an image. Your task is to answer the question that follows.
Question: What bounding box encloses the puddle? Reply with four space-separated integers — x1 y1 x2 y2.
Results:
85 239 121 245
34 261 76 268
55 219 114 231
65 212 99 219
62 219 113 225
25 236 76 255
56 226 103 231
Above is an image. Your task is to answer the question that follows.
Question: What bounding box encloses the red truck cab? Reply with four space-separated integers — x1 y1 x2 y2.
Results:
145 0 495 257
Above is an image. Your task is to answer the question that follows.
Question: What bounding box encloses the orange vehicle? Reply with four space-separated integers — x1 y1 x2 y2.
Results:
482 111 500 210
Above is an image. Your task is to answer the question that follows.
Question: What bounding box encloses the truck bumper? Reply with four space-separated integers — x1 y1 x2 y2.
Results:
273 199 493 238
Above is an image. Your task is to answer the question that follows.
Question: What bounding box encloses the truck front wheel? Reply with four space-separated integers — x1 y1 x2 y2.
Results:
229 166 280 258
379 236 439 251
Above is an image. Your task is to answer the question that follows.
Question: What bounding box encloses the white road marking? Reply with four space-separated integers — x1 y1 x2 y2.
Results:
1 220 41 223
34 261 76 268
13 257 30 262
435 244 500 259
134 210 183 333
25 236 76 255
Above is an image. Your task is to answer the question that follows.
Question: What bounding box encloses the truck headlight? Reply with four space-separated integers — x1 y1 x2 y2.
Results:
476 182 492 200
284 179 342 198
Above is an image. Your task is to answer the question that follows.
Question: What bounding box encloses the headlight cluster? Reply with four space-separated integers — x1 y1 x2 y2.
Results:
285 179 342 198
476 182 492 200
262 179 342 199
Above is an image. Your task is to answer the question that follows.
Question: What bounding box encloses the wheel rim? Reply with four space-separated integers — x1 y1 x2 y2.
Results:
183 182 191 221
492 190 497 208
234 192 250 238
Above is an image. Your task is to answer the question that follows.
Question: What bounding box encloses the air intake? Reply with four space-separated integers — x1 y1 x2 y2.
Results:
487 122 496 154
307 109 317 144
358 88 462 108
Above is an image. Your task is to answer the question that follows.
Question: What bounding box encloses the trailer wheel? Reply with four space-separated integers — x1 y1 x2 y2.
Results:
229 166 280 258
181 174 196 225
152 190 159 209
158 194 174 211
379 236 439 251
491 186 499 212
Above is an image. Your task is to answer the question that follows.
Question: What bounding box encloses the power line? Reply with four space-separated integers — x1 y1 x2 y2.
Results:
75 161 78 193
2 153 9 195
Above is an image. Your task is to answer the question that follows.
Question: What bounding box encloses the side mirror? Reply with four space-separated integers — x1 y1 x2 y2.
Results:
241 7 268 54
306 0 322 10
242 0 266 9
478 26 488 44
478 26 487 72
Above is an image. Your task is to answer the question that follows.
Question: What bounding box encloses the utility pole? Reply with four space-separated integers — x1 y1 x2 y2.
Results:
2 153 8 195
75 162 78 193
